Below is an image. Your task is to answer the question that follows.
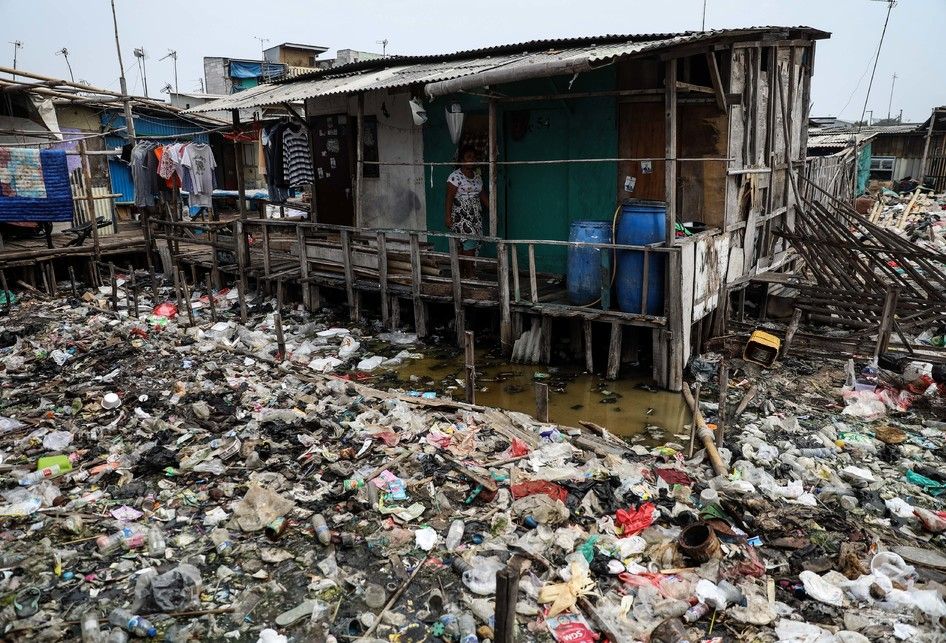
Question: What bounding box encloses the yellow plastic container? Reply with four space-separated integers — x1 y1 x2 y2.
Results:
744 330 781 367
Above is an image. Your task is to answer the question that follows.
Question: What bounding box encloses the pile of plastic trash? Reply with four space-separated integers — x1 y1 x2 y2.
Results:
0 281 944 642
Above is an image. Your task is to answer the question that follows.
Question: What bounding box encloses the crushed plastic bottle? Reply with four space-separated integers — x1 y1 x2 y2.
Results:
108 608 157 638
458 613 478 643
147 527 166 557
18 464 61 486
312 514 331 545
446 519 465 551
80 611 101 642
97 527 145 554
210 528 233 555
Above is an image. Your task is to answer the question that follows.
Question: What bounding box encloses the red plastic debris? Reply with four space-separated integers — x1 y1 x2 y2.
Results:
511 481 568 502
507 438 532 457
615 502 655 536
151 302 178 319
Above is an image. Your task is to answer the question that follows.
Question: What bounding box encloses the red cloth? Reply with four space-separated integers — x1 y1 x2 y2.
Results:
511 481 568 502
654 467 692 486
615 502 655 535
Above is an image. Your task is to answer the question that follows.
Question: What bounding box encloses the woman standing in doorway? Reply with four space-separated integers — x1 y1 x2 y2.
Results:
445 145 488 276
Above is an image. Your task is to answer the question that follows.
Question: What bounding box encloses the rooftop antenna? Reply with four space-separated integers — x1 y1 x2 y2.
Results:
159 49 178 94
133 47 148 98
886 72 897 120
377 39 389 58
55 47 75 83
10 40 23 80
858 0 897 132
160 82 172 94
701 0 707 31
254 36 271 81
109 0 136 141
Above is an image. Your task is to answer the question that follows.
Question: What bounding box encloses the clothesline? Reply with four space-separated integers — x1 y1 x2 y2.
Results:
0 127 128 148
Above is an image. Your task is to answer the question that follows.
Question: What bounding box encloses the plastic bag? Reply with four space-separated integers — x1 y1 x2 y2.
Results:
232 483 295 532
462 556 504 595
615 502 655 536
152 302 178 319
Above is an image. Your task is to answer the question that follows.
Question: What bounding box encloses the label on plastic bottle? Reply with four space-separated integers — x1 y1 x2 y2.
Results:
546 614 599 643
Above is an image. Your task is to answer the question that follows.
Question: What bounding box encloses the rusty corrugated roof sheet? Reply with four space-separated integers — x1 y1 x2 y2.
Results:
185 27 828 114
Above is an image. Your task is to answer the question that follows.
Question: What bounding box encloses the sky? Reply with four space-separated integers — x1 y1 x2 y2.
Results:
1 0 944 122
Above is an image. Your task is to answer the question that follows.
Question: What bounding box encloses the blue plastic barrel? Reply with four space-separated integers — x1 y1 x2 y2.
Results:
567 220 612 306
615 201 667 315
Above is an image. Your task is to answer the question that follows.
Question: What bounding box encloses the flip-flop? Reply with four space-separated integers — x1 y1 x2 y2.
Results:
13 588 40 618
274 599 316 627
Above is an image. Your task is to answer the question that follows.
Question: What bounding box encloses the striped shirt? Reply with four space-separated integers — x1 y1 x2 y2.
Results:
282 125 314 187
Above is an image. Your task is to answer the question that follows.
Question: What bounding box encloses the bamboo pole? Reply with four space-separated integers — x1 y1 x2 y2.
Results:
681 383 727 477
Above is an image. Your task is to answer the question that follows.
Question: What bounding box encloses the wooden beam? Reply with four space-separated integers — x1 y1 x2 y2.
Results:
497 240 512 354
409 232 427 337
355 93 364 227
664 58 678 248
77 140 100 263
488 99 498 237
448 236 465 343
874 285 900 359
232 110 247 221
583 319 594 373
377 231 389 327
675 80 715 94
340 229 357 321
527 243 538 304
296 226 311 310
606 321 622 380
705 51 727 112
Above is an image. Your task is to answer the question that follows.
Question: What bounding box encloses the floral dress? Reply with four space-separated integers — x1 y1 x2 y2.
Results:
447 169 484 243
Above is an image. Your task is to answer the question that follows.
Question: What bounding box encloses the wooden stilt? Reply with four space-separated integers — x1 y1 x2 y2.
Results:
534 382 549 423
688 382 701 458
206 274 217 323
716 360 728 446
179 270 195 327
128 265 138 318
607 321 623 380
464 330 476 404
494 566 519 643
0 270 10 312
409 233 427 337
68 266 78 298
340 229 357 321
47 262 57 295
782 307 803 357
109 263 118 312
296 225 311 311
540 316 552 364
39 263 50 294
448 237 465 345
276 279 285 313
391 296 401 329
583 319 594 373
874 285 900 360
274 312 286 360
237 276 248 323
497 240 512 355
377 231 389 327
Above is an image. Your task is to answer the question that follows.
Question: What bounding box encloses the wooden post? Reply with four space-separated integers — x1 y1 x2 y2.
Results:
606 321 623 380
109 263 118 312
510 243 520 303
355 93 364 227
262 223 272 278
664 58 678 248
448 236 465 344
874 285 900 359
540 316 552 365
918 107 937 187
494 566 519 643
488 98 498 237
527 243 538 304
464 330 476 404
47 262 58 295
409 232 427 337
274 312 286 360
688 382 701 458
276 279 285 312
0 271 10 312
497 240 512 355
68 265 78 298
127 264 138 318
340 228 358 321
534 382 549 423
210 228 221 290
781 307 803 357
667 249 684 391
296 225 311 311
716 359 728 447
234 220 248 323
206 274 217 323
172 267 184 314
78 140 101 263
377 231 389 328
583 319 593 373
179 269 195 327
232 110 247 221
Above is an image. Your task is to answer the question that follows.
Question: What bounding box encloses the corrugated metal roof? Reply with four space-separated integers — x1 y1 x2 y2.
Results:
186 26 828 114
807 130 877 150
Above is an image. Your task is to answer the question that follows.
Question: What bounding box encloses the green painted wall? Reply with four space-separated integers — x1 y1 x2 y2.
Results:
423 67 618 272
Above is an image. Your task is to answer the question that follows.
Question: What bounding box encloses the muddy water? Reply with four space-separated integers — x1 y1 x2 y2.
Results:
374 350 690 444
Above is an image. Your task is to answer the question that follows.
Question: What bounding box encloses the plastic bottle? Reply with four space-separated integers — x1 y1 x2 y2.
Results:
683 602 709 623
80 611 101 643
97 527 145 554
440 614 460 640
343 478 365 491
105 629 129 643
451 556 473 575
446 519 465 551
210 528 233 555
18 465 61 486
147 527 166 557
799 447 835 458
108 608 157 638
312 514 332 545
458 613 478 643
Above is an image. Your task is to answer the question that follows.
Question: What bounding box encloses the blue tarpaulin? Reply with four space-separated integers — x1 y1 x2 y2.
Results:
228 60 284 79
0 149 74 222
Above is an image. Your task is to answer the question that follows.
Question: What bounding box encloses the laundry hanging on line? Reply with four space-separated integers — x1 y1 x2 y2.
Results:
0 148 75 222
128 140 217 210
261 122 314 204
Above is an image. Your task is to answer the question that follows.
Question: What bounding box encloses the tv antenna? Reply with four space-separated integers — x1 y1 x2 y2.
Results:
10 40 23 80
377 39 389 58
55 47 75 82
133 47 149 97
159 49 178 94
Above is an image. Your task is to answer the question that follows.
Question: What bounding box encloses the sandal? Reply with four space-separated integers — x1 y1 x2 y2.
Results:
13 588 40 618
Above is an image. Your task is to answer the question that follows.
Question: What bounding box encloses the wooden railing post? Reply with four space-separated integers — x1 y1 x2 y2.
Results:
497 240 512 354
448 236 465 343
409 232 427 337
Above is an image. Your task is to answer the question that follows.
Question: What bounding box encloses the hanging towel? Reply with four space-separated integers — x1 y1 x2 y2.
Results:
0 148 75 222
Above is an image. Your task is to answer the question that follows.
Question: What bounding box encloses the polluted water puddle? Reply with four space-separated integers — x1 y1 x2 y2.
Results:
371 350 690 444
